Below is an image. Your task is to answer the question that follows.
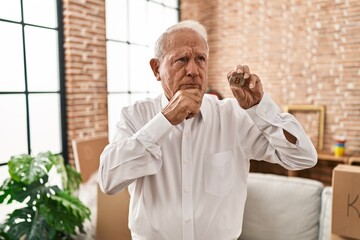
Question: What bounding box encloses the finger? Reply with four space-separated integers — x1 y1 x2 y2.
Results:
248 74 260 89
243 65 251 79
181 89 202 106
186 100 201 119
180 88 200 98
185 110 193 119
190 89 202 102
186 112 197 120
235 65 244 74
227 70 236 80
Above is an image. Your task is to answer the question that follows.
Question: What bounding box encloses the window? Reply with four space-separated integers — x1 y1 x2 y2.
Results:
105 0 179 138
0 0 66 184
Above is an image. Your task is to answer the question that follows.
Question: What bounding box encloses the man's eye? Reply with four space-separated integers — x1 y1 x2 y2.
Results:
198 56 206 62
195 55 206 62
176 57 186 63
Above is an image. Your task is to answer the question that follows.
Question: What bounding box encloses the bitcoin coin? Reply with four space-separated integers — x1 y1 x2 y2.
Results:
228 73 245 87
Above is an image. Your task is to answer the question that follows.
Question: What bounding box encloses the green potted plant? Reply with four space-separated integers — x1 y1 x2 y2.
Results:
0 151 91 240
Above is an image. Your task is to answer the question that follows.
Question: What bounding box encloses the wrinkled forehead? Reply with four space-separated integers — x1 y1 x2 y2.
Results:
164 29 208 55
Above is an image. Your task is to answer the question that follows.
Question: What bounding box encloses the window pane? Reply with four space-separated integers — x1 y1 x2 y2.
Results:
147 4 179 50
130 92 153 104
0 0 21 21
129 45 153 92
149 0 178 8
148 91 162 99
0 95 28 164
0 22 25 91
129 0 147 45
148 79 162 93
147 1 164 47
108 93 129 139
29 94 61 154
107 41 129 92
25 26 59 91
164 8 179 29
23 0 57 28
150 0 162 4
0 166 10 187
164 0 179 8
106 0 127 41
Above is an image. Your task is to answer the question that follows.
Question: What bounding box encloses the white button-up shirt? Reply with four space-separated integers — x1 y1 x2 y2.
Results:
99 93 317 240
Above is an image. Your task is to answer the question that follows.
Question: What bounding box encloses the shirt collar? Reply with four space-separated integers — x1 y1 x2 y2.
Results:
161 93 207 123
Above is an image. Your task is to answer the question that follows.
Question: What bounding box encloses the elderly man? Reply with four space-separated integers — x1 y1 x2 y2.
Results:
98 20 317 240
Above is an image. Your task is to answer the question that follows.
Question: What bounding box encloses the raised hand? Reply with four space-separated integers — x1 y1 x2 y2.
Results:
162 89 202 125
227 65 264 109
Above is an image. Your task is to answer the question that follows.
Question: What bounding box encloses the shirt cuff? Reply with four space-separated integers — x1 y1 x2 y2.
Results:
134 112 173 145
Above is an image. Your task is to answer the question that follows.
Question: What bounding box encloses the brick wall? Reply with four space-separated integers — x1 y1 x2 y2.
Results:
181 0 360 154
181 0 360 184
62 0 108 164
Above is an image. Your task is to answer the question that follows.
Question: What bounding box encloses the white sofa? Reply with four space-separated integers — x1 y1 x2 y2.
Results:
240 173 332 240
76 172 333 240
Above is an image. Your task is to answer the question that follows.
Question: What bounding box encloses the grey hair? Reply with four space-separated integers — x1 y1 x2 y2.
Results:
154 20 209 60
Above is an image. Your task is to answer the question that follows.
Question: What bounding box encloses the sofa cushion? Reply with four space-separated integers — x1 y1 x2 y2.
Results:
319 186 332 240
240 173 324 240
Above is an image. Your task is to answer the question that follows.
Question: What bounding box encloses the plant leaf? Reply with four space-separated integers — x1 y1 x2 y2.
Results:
1 206 70 240
0 223 10 240
0 175 57 205
1 151 90 239
50 153 68 191
4 206 50 240
64 165 82 193
40 191 91 235
8 152 55 185
0 178 12 204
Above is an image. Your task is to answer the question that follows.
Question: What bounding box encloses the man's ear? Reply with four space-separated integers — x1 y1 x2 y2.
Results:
150 58 161 81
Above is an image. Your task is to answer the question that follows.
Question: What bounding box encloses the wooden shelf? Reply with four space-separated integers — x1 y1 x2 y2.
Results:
317 151 350 164
253 151 360 186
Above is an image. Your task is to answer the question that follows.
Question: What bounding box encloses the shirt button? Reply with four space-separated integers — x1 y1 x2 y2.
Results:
184 188 189 193
183 159 188 164
185 218 192 223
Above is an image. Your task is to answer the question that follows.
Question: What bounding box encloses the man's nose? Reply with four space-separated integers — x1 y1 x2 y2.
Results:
186 59 199 78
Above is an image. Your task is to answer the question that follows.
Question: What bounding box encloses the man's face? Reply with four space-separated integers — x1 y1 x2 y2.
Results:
153 29 208 100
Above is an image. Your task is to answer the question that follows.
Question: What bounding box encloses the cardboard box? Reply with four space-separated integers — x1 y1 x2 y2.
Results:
96 186 131 240
331 233 358 240
332 164 360 239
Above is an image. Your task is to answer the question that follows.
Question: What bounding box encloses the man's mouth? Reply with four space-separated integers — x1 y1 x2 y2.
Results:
180 84 201 90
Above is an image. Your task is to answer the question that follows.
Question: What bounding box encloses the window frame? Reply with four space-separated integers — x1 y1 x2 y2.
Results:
0 0 67 167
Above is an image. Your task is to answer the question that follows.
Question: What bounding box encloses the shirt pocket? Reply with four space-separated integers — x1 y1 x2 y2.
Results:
204 151 235 197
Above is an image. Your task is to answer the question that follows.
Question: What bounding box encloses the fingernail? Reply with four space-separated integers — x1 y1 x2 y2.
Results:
249 83 254 88
244 73 250 79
